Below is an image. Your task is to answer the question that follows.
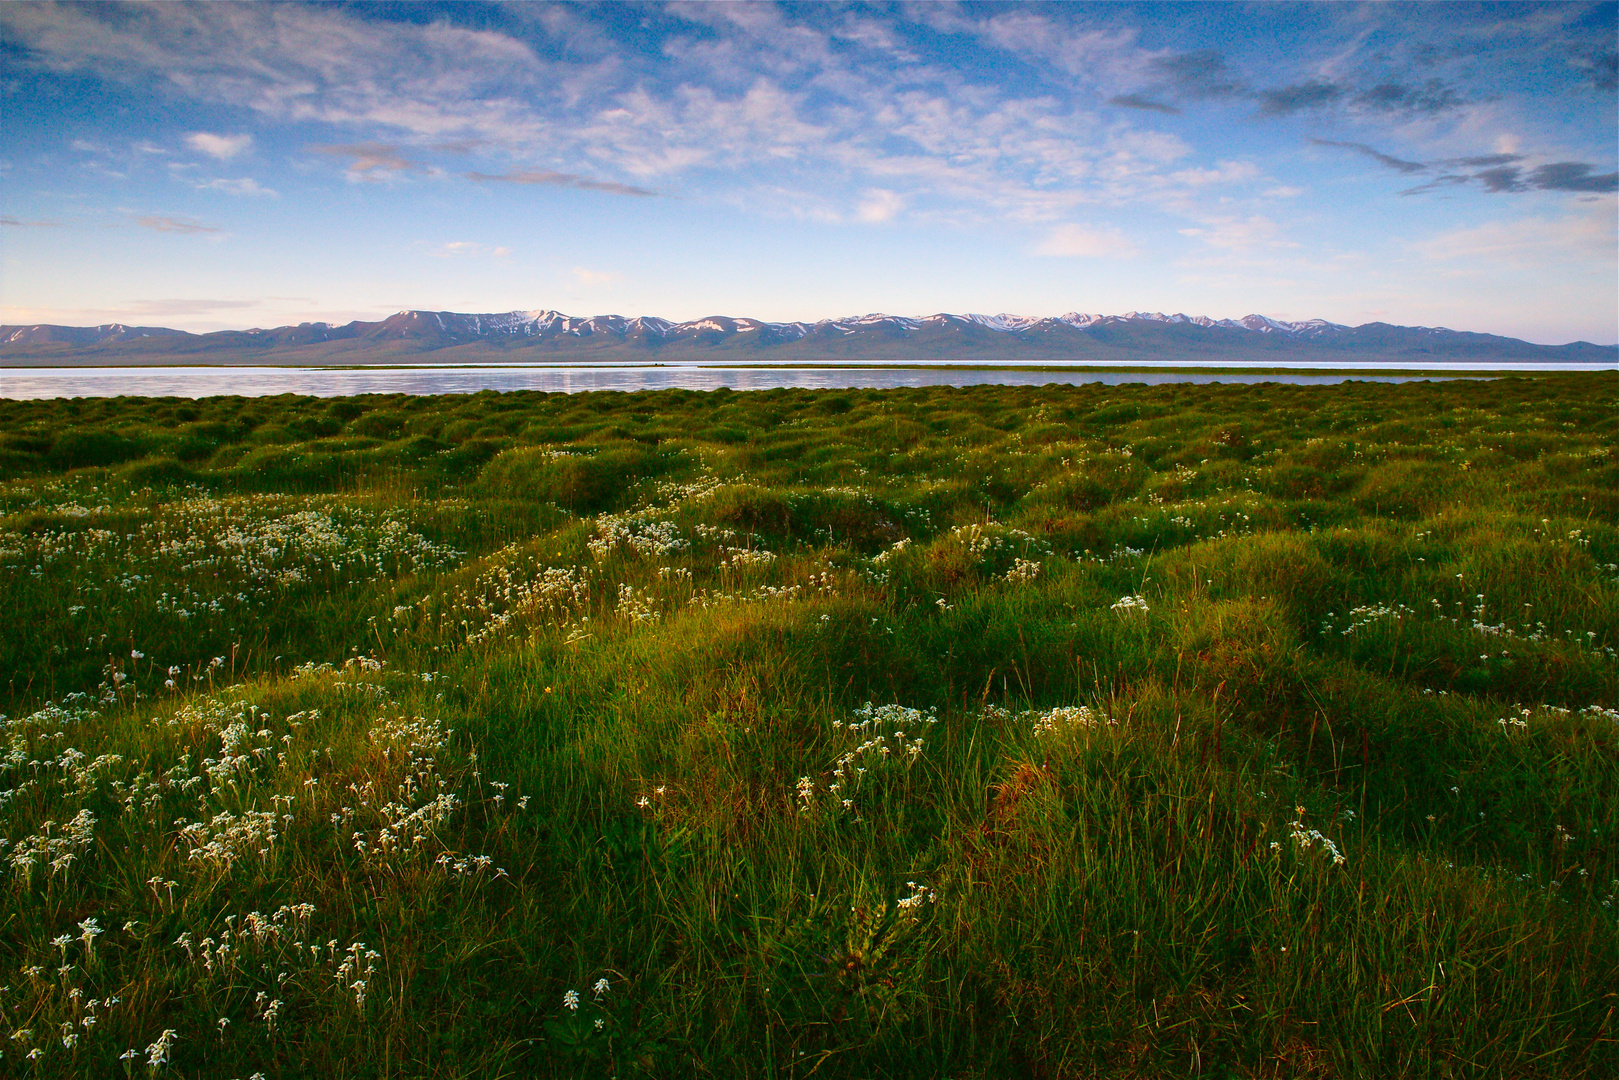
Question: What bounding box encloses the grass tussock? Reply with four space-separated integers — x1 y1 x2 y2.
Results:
0 374 1615 1077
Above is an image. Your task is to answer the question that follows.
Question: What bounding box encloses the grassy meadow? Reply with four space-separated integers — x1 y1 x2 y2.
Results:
0 374 1615 1077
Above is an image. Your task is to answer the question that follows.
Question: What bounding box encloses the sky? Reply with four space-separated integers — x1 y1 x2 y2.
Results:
1 1 1615 345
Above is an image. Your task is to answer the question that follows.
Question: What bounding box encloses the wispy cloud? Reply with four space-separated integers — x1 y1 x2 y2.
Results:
311 143 424 180
1 216 66 228
1107 94 1180 115
185 132 252 160
134 214 221 235
1311 139 1426 174
0 1 1281 232
855 188 905 224
195 177 277 197
1406 160 1618 195
121 298 264 317
571 267 619 285
1150 50 1247 101
1170 161 1261 187
1257 81 1344 117
1414 201 1616 264
1139 53 1469 121
1570 48 1617 92
1035 223 1137 258
0 0 1610 340
1521 162 1618 193
0 297 358 330
1178 215 1285 250
1354 81 1465 115
1312 138 1616 196
428 241 510 259
464 170 657 197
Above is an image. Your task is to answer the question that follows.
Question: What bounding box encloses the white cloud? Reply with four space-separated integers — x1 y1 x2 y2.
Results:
0 298 258 322
856 188 905 223
422 240 512 259
195 177 277 197
134 214 222 236
1413 202 1616 265
125 298 263 316
0 1 1270 231
571 267 619 285
1035 223 1138 258
0 298 391 333
1169 161 1260 187
185 132 252 159
7 0 1601 283
830 16 921 63
312 143 424 182
1100 128 1192 167
970 9 1152 90
1177 215 1284 249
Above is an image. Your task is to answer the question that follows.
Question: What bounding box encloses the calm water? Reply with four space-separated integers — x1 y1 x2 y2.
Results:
0 364 1516 399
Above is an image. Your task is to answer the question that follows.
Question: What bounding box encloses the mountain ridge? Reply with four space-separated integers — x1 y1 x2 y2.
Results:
3 309 1613 366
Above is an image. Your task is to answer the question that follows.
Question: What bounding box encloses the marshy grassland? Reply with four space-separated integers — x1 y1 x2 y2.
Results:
0 374 1615 1078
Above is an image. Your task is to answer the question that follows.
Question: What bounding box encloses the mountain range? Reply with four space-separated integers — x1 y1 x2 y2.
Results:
3 309 1614 366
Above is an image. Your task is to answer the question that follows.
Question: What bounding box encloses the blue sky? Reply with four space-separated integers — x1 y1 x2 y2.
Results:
1 1 1615 344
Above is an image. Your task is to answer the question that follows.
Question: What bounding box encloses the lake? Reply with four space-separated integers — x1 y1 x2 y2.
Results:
0 363 1526 399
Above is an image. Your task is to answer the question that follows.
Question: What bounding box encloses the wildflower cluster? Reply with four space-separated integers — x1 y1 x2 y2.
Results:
1322 602 1418 637
616 583 660 624
650 471 727 505
589 513 687 560
9 496 461 617
870 538 911 566
341 712 505 878
798 703 937 815
1490 701 1615 733
1139 499 1258 538
1320 585 1615 661
946 523 1051 566
895 880 938 917
689 582 809 609
1286 809 1347 866
179 809 281 872
720 547 776 570
544 975 631 1062
1004 557 1042 585
423 550 591 648
7 809 97 886
168 904 379 1029
1027 704 1117 736
2 695 114 812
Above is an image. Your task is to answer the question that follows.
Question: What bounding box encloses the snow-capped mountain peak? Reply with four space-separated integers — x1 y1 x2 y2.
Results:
4 308 1605 364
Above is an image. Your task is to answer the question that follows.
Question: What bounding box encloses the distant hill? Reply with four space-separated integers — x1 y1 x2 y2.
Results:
3 309 1614 366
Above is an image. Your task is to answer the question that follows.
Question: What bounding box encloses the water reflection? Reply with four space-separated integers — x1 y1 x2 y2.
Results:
0 364 1489 399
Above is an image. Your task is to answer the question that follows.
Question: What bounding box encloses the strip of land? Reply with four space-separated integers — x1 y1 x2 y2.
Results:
0 375 1614 1077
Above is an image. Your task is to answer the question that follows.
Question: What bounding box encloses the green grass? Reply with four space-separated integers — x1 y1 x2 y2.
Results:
0 374 1615 1077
